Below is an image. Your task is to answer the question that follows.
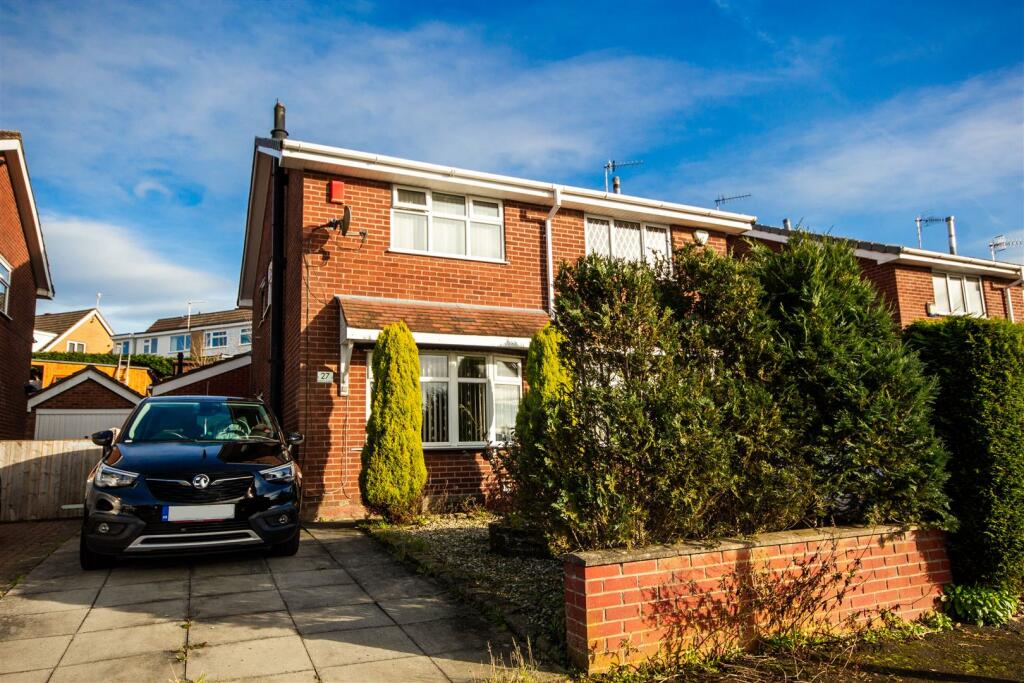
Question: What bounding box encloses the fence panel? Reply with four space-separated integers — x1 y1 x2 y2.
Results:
0 440 100 522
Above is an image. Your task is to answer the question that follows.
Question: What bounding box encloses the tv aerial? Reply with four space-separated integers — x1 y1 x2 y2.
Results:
989 234 1024 261
603 160 644 193
714 193 751 210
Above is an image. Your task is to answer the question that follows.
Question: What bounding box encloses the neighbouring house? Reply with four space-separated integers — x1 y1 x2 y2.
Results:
235 109 756 520
33 307 115 353
112 307 253 360
0 131 55 440
150 353 252 397
749 224 1024 326
30 358 153 395
25 366 142 439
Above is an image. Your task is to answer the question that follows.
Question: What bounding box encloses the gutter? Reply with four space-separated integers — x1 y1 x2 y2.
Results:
545 186 562 318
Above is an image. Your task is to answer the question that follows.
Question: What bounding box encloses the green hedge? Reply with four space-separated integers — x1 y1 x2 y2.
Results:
32 351 175 377
905 317 1024 592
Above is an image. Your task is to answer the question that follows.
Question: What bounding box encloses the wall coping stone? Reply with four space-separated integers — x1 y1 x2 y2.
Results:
563 525 923 566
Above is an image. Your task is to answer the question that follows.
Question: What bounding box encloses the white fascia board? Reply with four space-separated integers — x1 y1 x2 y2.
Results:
0 139 54 298
895 249 1023 278
279 140 756 232
28 369 141 411
748 230 893 262
32 330 57 351
238 147 275 306
151 354 252 396
346 327 531 351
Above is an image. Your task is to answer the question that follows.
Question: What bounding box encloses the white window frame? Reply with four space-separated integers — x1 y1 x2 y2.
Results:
0 253 11 317
240 327 252 346
366 350 524 448
141 337 159 354
66 340 86 352
584 214 672 268
390 185 506 263
261 260 273 320
932 272 987 317
170 334 191 353
205 329 228 349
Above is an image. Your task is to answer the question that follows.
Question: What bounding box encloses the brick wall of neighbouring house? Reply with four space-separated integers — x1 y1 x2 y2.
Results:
25 379 138 438
0 159 36 440
563 527 951 674
159 363 252 397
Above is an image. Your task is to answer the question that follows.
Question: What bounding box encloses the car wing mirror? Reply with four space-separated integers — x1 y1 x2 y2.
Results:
286 432 304 446
90 430 114 448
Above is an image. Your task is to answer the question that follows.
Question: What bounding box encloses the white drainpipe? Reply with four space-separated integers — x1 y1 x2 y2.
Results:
544 186 563 317
1005 266 1023 323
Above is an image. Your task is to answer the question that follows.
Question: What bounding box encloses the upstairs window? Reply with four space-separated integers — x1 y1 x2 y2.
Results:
205 330 228 348
67 341 86 352
391 186 505 261
585 215 670 268
0 255 10 316
932 273 986 317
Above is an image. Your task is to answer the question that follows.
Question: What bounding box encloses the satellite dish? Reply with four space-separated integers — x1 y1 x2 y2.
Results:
326 206 352 235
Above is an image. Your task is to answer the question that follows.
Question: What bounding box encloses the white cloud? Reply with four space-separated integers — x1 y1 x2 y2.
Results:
35 215 237 332
132 180 172 199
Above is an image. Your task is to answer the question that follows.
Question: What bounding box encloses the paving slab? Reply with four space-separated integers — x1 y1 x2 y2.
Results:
267 554 338 573
0 608 88 641
191 589 286 619
290 601 394 635
402 617 498 656
191 571 277 597
359 575 445 602
303 527 361 542
0 668 51 682
0 588 99 617
94 578 188 607
319 655 449 682
186 634 313 681
303 625 422 668
7 571 106 596
191 556 269 578
61 620 185 666
344 559 416 584
0 634 72 674
221 672 319 683
21 557 82 581
271 567 354 589
48 651 183 683
78 597 187 632
189 609 297 646
279 582 373 610
378 595 467 625
329 545 403 569
105 564 189 586
431 648 499 683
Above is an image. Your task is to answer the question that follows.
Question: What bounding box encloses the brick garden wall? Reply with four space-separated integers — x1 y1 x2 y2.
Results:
563 527 951 674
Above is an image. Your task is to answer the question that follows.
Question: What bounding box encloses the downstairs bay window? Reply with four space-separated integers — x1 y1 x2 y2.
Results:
367 351 523 447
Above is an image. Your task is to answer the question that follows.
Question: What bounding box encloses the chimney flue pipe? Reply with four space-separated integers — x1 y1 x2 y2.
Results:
612 176 621 194
271 101 288 140
946 215 957 255
783 218 792 231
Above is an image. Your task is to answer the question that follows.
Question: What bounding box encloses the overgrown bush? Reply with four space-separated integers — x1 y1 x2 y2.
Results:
905 316 1024 591
32 351 174 377
748 234 950 527
942 584 1019 626
360 321 427 522
502 235 951 551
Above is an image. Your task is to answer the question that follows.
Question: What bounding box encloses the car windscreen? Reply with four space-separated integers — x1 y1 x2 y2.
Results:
123 401 278 443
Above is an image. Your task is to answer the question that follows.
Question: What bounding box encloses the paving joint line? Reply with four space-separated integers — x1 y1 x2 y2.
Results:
268 529 325 683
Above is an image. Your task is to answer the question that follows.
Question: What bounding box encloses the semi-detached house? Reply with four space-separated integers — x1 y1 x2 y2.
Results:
236 111 1023 521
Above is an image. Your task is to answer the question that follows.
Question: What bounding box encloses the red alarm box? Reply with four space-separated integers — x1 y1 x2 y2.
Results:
328 180 345 204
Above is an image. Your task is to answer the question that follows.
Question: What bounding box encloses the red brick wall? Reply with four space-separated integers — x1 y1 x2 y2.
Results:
160 363 252 397
0 159 37 440
564 527 950 673
25 379 137 438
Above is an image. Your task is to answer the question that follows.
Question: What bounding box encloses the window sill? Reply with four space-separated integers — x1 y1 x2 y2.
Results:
387 248 508 266
422 443 490 451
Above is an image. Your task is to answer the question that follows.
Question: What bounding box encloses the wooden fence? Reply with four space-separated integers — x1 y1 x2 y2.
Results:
0 440 101 522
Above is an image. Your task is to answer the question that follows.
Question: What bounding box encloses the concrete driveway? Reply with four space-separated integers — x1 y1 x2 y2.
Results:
0 527 521 682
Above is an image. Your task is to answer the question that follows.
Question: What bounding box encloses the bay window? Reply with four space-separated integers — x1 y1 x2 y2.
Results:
585 215 670 267
391 186 505 261
932 272 986 317
368 351 523 447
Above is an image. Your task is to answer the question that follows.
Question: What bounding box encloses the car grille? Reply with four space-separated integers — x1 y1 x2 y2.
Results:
143 519 252 535
146 474 254 503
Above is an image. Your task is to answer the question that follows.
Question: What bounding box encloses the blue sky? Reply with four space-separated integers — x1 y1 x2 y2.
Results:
1 0 1022 332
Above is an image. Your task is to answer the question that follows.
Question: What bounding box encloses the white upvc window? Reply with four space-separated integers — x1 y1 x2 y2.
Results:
585 214 671 268
116 340 131 355
141 337 159 354
932 272 986 317
205 330 228 349
171 334 191 353
0 254 11 316
240 327 252 346
67 341 86 352
260 260 273 322
391 186 505 262
367 351 523 447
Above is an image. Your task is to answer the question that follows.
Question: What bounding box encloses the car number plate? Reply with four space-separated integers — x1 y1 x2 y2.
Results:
162 504 235 522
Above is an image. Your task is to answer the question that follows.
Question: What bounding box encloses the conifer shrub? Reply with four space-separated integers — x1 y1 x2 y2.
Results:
360 321 427 522
905 316 1024 592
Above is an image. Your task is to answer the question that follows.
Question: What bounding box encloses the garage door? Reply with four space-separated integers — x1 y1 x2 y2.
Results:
33 409 133 439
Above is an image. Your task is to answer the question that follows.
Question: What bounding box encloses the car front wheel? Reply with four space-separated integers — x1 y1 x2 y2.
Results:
79 532 116 570
268 530 300 557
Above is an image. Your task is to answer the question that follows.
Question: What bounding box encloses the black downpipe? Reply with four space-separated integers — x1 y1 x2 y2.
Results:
269 102 288 421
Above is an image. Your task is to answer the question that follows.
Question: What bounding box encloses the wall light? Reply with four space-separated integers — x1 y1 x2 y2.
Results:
693 230 710 246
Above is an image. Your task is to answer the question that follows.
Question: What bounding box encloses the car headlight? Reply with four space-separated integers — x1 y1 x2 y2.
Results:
260 462 297 483
93 463 139 488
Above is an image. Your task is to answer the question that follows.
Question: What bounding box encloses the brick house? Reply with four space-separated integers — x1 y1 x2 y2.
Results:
0 131 55 440
750 224 1024 326
235 112 755 520
25 366 142 439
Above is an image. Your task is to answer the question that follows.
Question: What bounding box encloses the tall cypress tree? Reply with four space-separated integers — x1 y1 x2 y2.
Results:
360 321 427 521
